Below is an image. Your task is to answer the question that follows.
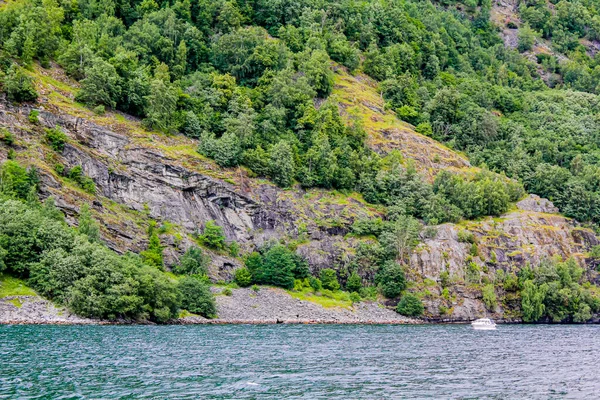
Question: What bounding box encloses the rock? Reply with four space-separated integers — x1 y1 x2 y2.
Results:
516 194 559 213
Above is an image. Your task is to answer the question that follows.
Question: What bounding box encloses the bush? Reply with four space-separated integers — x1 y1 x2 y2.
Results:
234 267 252 287
320 268 340 291
482 284 497 310
178 276 216 318
346 272 362 292
222 287 233 296
376 261 406 298
28 110 39 124
251 284 260 292
309 276 322 292
250 245 295 289
1 128 15 146
2 65 37 103
396 294 424 317
457 230 475 244
200 220 226 250
45 127 68 152
349 292 361 304
174 247 209 276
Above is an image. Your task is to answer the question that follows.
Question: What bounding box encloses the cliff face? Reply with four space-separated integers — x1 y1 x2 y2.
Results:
0 65 597 321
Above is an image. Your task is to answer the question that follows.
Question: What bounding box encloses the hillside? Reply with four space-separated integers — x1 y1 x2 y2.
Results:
1 0 600 324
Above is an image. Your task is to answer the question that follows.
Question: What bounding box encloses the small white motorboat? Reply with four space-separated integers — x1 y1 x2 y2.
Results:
471 318 496 330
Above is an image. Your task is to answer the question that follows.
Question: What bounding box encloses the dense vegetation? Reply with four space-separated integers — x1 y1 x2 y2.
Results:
517 258 600 323
0 160 216 321
1 0 600 321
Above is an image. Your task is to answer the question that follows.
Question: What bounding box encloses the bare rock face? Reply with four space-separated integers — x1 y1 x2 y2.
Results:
516 194 559 214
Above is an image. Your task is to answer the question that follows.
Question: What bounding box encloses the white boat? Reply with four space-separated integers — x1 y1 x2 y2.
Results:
471 318 496 330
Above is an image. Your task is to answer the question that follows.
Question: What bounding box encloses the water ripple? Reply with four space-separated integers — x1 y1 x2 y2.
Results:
1 324 599 399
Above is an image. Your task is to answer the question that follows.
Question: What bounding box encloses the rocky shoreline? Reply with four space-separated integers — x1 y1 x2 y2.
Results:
1 287 423 326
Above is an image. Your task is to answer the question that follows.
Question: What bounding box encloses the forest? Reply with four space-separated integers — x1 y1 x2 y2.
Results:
1 0 600 322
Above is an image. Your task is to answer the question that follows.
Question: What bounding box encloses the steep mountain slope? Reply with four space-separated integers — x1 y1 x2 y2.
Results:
2 63 597 321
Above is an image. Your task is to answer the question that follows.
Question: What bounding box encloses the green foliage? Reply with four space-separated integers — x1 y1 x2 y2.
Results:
248 245 296 289
309 276 322 292
200 220 226 250
141 223 163 269
1 64 37 103
319 268 340 291
78 203 99 242
178 276 216 318
67 166 96 194
234 267 252 287
346 272 362 293
28 110 39 124
457 230 475 244
396 293 424 317
517 24 536 53
376 261 407 298
45 127 67 152
1 128 14 146
174 247 210 276
482 284 497 310
519 258 599 323
75 58 121 108
0 160 37 200
349 291 361 304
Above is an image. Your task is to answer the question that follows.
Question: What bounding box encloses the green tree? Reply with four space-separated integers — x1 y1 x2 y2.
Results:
234 267 252 287
521 280 547 322
518 24 536 53
200 220 226 250
141 223 163 268
78 203 99 242
253 245 295 289
174 246 210 275
346 271 362 293
1 64 37 103
75 59 121 108
269 140 295 187
320 268 340 291
178 276 216 318
144 64 180 133
376 261 407 298
396 293 424 317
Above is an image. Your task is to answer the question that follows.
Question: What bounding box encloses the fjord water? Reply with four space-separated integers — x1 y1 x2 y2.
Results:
1 325 599 399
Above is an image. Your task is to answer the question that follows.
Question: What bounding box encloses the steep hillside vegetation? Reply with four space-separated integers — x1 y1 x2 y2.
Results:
1 0 600 323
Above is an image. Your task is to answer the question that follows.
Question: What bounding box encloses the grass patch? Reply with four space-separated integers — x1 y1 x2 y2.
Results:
288 288 353 309
0 273 37 298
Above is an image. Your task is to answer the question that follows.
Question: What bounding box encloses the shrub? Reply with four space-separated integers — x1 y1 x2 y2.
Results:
349 292 361 304
251 284 260 292
200 220 226 250
0 160 37 200
457 230 475 244
178 276 216 318
250 245 295 289
346 272 362 292
174 247 209 276
93 105 106 115
440 270 450 288
376 261 406 298
28 110 39 124
141 224 163 269
222 287 233 296
482 284 497 310
234 267 252 287
45 127 68 152
2 65 38 103
229 241 240 257
320 268 340 291
309 276 322 292
396 294 424 317
1 128 15 146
